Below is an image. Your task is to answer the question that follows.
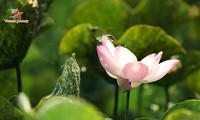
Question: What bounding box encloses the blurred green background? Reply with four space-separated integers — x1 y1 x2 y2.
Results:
0 0 200 119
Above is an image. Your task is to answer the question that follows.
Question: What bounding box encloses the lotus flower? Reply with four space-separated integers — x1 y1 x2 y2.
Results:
96 35 180 90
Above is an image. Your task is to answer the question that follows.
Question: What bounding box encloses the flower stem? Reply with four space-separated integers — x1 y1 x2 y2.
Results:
15 60 22 93
164 86 169 111
125 90 130 120
137 85 143 117
113 81 119 120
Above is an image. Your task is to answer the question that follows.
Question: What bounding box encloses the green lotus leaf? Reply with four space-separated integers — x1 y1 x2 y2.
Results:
164 109 200 120
117 25 185 60
0 0 52 70
59 23 105 58
129 0 190 34
0 96 23 120
67 0 131 37
36 96 105 120
162 100 200 120
135 117 156 120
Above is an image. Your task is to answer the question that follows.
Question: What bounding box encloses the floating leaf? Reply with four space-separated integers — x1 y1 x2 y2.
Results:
117 25 185 60
162 100 200 120
36 96 105 120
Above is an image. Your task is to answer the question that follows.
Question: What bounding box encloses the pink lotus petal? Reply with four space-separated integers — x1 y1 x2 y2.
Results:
96 35 181 90
97 46 117 76
117 77 131 90
123 62 148 82
101 35 115 57
142 60 179 83
131 82 141 88
114 46 137 76
141 65 159 83
98 45 114 60
141 51 163 70
156 51 163 62
106 70 117 79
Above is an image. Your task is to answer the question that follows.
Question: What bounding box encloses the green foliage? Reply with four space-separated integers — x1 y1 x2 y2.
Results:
48 54 81 97
135 117 156 120
59 24 109 86
129 0 190 34
0 0 52 70
35 96 105 120
164 109 200 120
117 25 185 60
0 69 17 98
33 0 82 61
17 0 27 4
133 85 166 118
184 69 200 94
162 100 200 120
184 0 200 5
1 0 200 119
124 0 140 8
0 96 23 120
67 0 132 38
59 24 105 58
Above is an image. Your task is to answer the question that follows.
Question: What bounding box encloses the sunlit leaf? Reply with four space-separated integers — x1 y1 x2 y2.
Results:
164 109 200 120
59 23 105 59
117 25 185 60
162 100 200 120
36 96 105 120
